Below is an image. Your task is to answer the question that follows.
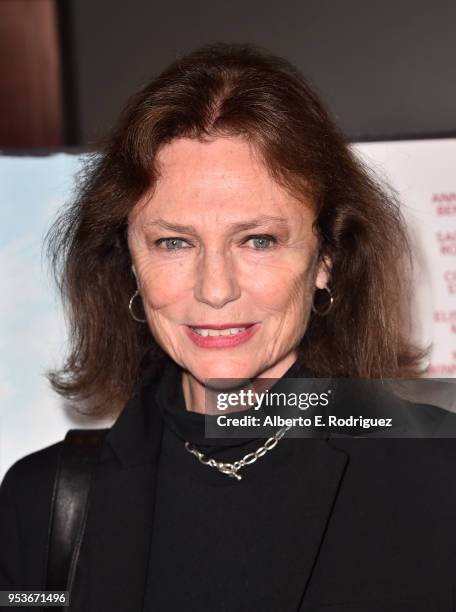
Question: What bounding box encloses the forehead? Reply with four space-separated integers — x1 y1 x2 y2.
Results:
132 136 313 223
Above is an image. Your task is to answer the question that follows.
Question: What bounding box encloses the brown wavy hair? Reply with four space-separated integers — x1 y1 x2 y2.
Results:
45 42 427 417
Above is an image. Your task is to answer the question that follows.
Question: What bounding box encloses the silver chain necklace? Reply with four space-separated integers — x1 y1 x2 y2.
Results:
184 425 291 481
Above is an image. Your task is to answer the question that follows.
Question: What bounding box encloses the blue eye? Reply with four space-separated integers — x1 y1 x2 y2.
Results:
245 235 277 249
156 238 191 250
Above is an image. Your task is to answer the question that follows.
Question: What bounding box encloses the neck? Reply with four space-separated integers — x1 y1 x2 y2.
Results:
180 351 299 415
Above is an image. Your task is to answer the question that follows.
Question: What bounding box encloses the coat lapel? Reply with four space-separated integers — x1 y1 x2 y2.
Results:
70 376 164 612
292 436 349 609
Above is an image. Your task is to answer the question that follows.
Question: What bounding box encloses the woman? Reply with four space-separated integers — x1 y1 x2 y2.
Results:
1 43 456 612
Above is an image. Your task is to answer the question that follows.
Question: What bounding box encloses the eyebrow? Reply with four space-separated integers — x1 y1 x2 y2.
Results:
142 215 290 233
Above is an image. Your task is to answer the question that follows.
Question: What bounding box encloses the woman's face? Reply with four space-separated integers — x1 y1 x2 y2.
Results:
127 136 329 384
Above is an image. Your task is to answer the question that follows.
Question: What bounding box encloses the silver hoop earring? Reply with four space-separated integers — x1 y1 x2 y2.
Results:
311 286 334 316
128 290 147 323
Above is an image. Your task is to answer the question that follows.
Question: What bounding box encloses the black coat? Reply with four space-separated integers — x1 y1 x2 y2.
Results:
1 367 456 612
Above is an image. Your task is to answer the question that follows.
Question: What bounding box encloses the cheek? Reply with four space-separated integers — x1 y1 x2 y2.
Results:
242 256 313 311
134 254 192 310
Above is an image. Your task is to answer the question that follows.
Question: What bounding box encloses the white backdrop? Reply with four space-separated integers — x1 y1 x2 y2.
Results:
1 139 455 480
354 139 456 375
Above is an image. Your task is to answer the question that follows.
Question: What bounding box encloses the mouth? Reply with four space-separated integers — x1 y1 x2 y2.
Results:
184 322 260 348
187 323 256 337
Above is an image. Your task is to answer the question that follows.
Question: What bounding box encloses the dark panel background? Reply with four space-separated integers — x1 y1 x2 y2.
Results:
67 0 456 146
0 0 63 148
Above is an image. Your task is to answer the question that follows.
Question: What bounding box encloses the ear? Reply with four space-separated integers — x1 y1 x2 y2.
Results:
315 254 332 290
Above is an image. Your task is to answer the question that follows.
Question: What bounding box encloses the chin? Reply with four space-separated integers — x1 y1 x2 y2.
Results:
189 356 260 387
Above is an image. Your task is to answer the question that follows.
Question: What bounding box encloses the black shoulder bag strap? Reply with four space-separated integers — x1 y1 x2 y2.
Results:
44 428 108 605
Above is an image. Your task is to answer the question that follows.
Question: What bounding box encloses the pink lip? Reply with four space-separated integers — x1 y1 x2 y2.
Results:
184 323 260 348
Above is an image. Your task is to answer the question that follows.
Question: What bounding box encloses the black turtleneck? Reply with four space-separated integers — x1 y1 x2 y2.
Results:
143 358 324 611
156 356 306 447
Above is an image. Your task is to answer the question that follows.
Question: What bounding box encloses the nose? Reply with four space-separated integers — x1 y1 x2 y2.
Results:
194 248 241 309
